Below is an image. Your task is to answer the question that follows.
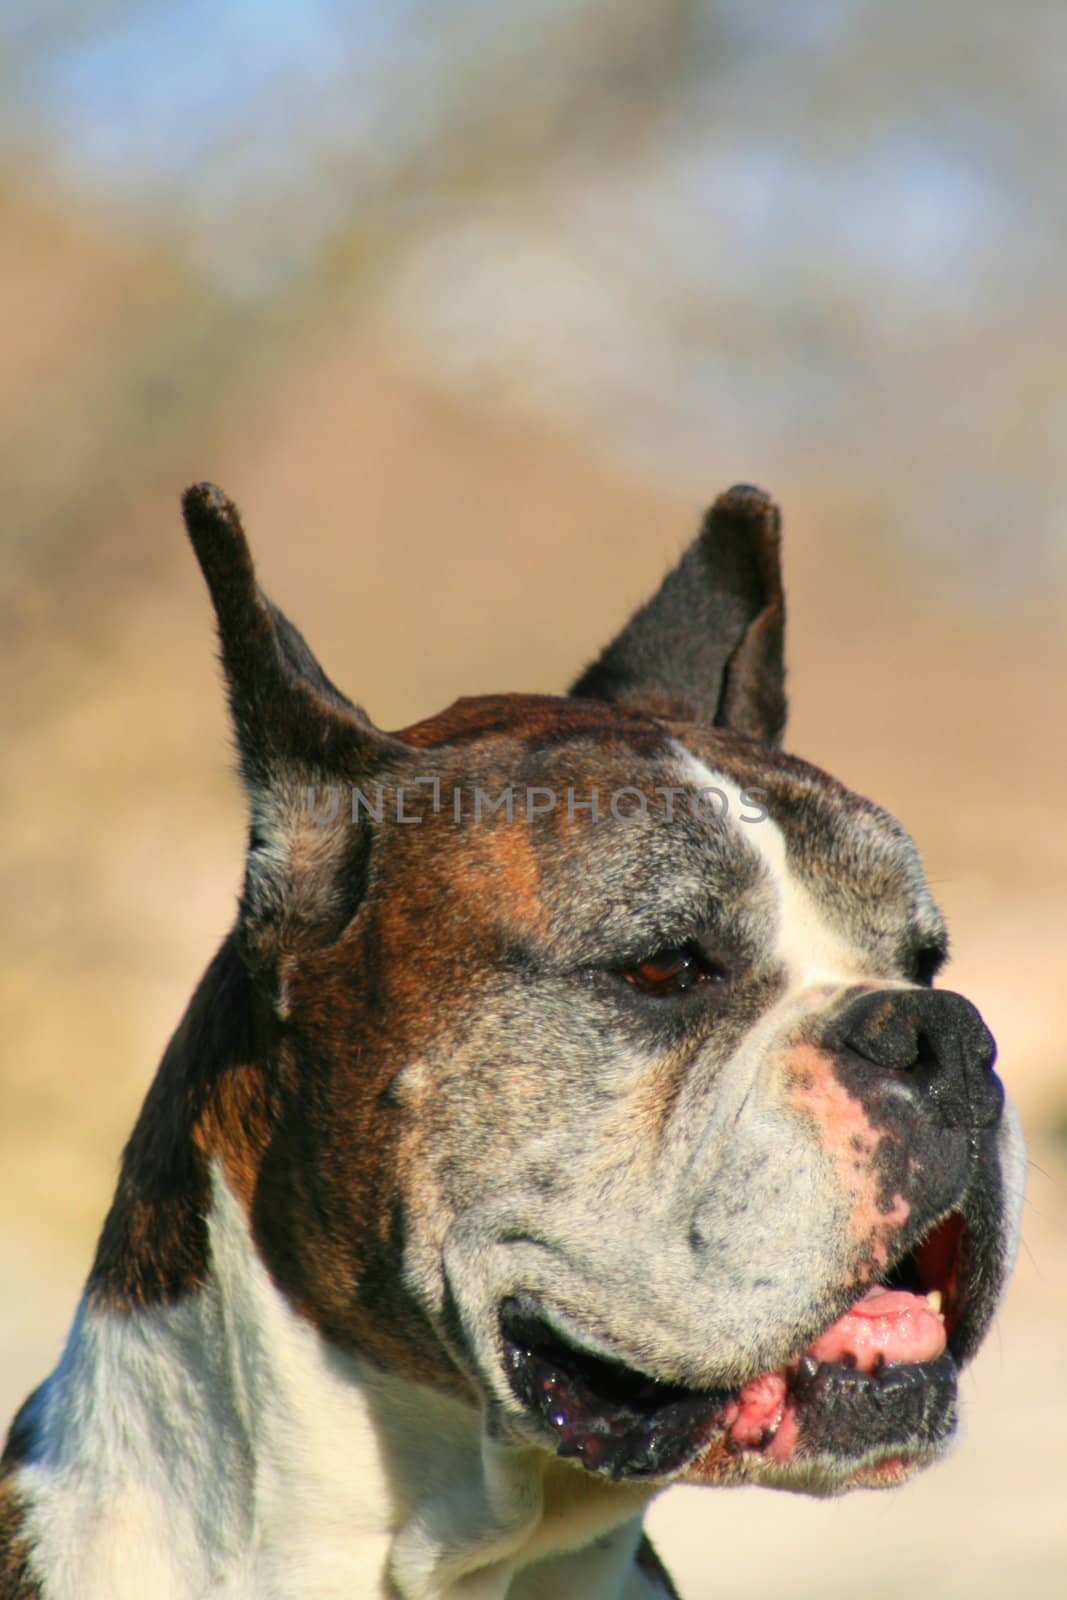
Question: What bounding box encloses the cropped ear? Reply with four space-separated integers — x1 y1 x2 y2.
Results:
570 484 786 744
183 483 387 969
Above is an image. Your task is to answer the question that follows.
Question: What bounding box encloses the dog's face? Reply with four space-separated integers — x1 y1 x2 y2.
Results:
182 483 1024 1498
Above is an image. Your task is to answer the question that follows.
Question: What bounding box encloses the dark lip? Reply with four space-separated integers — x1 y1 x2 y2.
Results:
499 1296 735 1479
786 1349 958 1464
499 1263 965 1482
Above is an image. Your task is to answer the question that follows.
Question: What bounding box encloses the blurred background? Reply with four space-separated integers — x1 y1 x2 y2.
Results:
1 2 1064 1593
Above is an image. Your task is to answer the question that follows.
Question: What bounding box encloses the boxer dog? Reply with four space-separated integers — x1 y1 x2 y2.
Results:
0 483 1024 1598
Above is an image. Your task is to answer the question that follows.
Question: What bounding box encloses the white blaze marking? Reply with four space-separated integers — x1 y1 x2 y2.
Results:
677 750 868 993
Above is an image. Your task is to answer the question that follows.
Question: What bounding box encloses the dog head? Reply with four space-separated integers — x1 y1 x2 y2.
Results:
178 481 1024 1496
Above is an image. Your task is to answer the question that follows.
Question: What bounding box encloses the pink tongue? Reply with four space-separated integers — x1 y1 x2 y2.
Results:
806 1286 946 1373
724 1288 947 1454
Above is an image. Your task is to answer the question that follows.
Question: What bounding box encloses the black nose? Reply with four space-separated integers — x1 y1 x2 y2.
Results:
831 988 1003 1131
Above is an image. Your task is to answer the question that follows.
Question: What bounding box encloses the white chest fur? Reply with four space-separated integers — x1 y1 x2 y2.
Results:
12 1168 657 1599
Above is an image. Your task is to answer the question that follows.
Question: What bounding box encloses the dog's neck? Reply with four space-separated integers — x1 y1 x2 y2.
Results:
16 954 657 1599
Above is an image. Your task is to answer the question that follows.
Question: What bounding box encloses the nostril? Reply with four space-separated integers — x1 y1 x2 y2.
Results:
837 995 919 1075
830 989 1004 1131
912 1029 940 1077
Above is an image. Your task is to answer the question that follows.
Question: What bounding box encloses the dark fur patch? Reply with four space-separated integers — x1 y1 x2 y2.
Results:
86 938 267 1309
0 1486 40 1600
571 484 786 743
635 1531 682 1598
0 1400 43 1600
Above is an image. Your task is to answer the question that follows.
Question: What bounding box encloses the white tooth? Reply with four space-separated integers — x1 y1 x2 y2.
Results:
925 1290 943 1315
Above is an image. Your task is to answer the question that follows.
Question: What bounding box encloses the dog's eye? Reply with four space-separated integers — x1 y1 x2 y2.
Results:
621 944 725 997
912 945 946 986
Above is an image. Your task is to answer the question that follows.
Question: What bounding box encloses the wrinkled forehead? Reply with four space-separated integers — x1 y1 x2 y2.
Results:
392 698 944 969
516 727 942 968
671 729 946 972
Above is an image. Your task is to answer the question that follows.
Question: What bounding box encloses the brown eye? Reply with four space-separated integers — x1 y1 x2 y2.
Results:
912 945 945 987
622 944 722 997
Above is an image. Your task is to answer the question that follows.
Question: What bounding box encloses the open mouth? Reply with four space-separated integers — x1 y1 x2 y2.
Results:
500 1211 966 1482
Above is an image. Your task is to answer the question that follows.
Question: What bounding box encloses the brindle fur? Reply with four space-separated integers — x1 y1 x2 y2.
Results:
0 484 1021 1598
